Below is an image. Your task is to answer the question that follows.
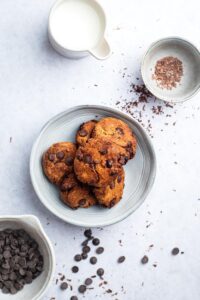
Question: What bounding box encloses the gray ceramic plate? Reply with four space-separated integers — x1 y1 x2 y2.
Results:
30 105 156 227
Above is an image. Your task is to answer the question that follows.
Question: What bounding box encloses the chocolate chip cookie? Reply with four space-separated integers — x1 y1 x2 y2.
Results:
74 138 125 187
92 117 137 160
76 120 97 146
42 142 76 185
60 173 96 209
93 168 125 207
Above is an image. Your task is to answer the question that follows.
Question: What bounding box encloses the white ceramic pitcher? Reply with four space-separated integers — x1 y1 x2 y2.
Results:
48 0 111 60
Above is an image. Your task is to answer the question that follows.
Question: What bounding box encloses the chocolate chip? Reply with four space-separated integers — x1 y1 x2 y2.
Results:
118 256 126 263
48 153 55 161
84 155 93 164
117 175 122 183
3 250 11 259
118 156 128 165
74 254 82 262
106 160 113 168
85 278 92 285
81 239 89 247
96 247 104 254
82 245 90 253
84 229 92 238
78 285 86 293
141 255 149 264
109 199 116 208
77 152 84 161
10 286 18 295
99 149 107 155
65 156 73 165
110 171 118 176
116 127 124 135
109 181 115 189
71 296 78 300
60 179 75 191
97 268 104 277
19 267 26 276
127 141 132 147
56 151 64 159
90 257 97 265
79 199 86 206
79 129 88 137
92 238 100 246
2 286 9 294
171 247 179 255
72 266 79 273
60 282 68 290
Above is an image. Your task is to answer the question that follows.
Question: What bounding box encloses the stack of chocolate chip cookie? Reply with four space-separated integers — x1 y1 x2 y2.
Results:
42 117 137 209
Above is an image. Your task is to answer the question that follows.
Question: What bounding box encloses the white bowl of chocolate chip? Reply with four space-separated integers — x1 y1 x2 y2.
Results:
141 37 200 103
0 215 55 299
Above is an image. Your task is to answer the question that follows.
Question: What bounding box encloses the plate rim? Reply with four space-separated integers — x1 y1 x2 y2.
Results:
30 105 157 227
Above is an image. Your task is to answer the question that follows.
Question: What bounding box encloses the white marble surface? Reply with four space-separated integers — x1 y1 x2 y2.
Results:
0 0 200 299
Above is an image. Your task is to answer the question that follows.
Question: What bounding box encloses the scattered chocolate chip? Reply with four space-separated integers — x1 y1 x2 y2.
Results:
92 238 100 246
90 257 97 265
78 285 86 293
82 246 90 253
65 156 73 165
96 247 104 254
56 151 64 159
106 160 113 168
79 129 88 137
48 153 55 161
85 278 92 286
74 254 82 262
81 239 88 247
71 296 78 300
118 256 126 263
141 255 149 264
97 268 104 277
84 229 92 238
81 253 88 260
60 282 68 290
171 247 179 255
72 266 79 273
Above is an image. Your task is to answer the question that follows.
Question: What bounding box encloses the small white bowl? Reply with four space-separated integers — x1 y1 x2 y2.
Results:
141 37 200 103
0 215 55 300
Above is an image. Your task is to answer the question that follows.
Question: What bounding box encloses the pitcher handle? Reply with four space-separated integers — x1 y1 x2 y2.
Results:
89 37 111 60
